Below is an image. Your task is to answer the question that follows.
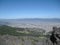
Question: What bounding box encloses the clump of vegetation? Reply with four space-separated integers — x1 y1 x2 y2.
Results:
0 25 46 37
0 25 20 36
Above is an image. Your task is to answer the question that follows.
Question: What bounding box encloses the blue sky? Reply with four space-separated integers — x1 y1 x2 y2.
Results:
0 0 60 19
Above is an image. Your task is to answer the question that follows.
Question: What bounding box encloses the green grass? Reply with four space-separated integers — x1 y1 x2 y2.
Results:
0 25 46 37
0 25 22 36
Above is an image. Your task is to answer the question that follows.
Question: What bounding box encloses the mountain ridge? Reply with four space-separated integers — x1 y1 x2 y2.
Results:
0 18 60 23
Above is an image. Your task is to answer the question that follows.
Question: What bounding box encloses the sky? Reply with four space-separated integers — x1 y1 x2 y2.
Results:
0 0 60 19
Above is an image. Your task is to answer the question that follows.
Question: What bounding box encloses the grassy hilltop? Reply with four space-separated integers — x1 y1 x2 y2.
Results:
0 25 46 37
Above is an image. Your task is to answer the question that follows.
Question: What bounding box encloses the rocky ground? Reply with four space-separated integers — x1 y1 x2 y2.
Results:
0 35 60 45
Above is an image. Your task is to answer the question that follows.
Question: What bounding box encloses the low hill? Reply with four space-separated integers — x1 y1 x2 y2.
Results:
0 25 45 37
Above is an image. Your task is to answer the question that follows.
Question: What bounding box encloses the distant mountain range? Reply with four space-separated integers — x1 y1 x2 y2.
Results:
0 18 60 23
16 18 60 22
0 18 60 22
